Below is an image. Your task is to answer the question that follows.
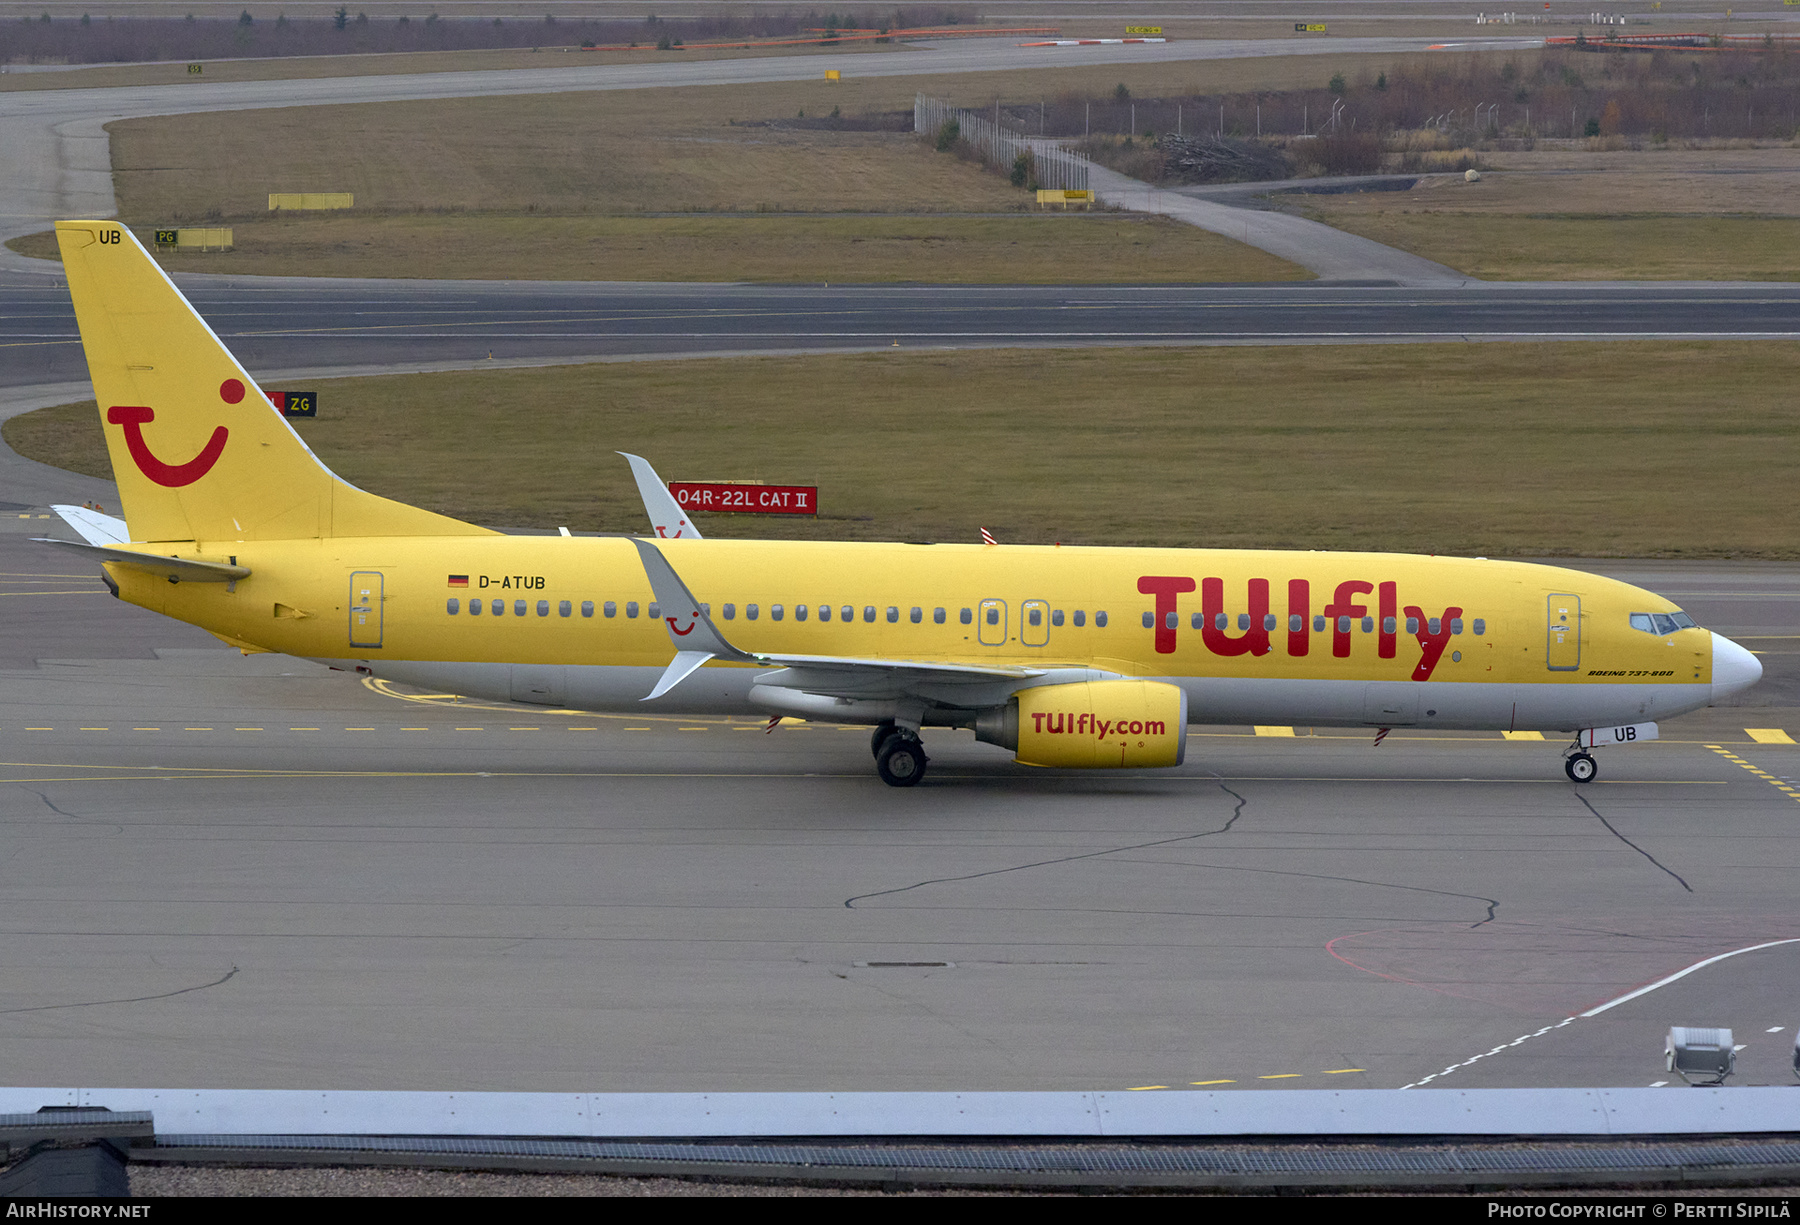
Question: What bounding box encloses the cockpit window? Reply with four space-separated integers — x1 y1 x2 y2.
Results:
1631 610 1698 635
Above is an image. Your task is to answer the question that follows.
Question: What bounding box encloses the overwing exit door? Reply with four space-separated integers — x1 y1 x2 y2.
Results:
350 571 384 648
1547 593 1580 671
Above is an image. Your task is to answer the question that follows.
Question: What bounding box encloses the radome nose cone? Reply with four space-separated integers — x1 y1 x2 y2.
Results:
1712 631 1763 701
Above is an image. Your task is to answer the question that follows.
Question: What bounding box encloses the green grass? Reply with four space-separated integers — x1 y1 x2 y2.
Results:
12 342 1800 558
6 213 1306 283
1302 211 1800 282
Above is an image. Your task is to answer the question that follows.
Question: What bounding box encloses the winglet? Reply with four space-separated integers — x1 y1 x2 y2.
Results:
629 536 755 660
644 649 716 701
619 453 703 540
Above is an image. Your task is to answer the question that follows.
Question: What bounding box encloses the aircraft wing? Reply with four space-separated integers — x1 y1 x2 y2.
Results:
628 538 1044 704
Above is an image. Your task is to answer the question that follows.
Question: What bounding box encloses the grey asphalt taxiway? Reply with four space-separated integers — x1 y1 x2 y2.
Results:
2 510 1797 1094
10 273 1800 392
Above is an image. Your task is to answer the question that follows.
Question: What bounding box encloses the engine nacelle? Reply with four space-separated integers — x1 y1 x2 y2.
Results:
975 679 1189 769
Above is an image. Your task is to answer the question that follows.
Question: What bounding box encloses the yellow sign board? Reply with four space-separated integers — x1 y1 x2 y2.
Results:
824 68 841 80
187 63 201 74
1295 22 1328 32
1036 189 1093 208
268 193 354 211
1125 26 1162 35
167 227 232 252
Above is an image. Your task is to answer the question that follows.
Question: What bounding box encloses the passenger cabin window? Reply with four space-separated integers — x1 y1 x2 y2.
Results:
1450 617 1463 635
864 606 876 623
1096 611 1108 628
626 602 639 618
1263 614 1277 632
601 601 614 617
911 607 923 624
841 605 853 623
582 601 594 617
933 607 946 624
1213 613 1228 630
1406 617 1419 634
493 600 505 616
469 599 482 616
746 604 759 620
887 607 899 623
558 600 571 617
447 598 459 614
1165 612 1178 630
795 604 808 622
960 608 973 625
1383 616 1396 634
1473 618 1486 636
649 603 660 619
1142 612 1154 629
1074 610 1087 627
772 604 784 621
724 604 736 620
1314 615 1327 633
1051 610 1064 627
1360 616 1374 633
817 605 830 622
537 600 549 617
1338 616 1351 633
1289 614 1302 632
514 600 526 617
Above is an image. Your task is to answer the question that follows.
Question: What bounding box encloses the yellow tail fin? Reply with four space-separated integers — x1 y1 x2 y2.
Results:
55 220 491 544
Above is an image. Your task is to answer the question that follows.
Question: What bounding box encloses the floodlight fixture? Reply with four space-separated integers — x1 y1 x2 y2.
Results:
1665 1027 1735 1086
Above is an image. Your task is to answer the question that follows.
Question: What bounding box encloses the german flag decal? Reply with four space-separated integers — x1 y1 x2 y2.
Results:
447 575 469 588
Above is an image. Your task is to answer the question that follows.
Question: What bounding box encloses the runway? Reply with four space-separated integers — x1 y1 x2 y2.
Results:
10 272 1800 391
3 516 1796 1093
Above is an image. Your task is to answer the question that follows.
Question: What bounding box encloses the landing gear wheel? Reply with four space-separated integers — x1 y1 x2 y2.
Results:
1565 752 1598 783
871 721 898 759
876 736 928 787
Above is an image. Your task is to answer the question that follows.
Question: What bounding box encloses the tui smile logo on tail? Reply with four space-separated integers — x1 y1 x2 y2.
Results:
105 378 240 488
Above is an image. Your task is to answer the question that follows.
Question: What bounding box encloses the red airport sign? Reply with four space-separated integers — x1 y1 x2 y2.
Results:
669 482 817 516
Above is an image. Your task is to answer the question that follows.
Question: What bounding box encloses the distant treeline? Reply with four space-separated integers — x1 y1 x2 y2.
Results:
0 7 977 64
1016 48 1800 144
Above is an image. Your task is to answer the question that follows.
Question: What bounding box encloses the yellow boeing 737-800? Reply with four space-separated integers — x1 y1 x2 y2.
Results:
40 221 1763 786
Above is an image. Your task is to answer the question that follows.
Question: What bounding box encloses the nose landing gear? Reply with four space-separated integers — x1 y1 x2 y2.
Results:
1564 750 1598 783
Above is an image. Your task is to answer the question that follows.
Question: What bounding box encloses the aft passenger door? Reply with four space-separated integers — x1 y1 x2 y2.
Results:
1547 593 1580 672
349 571 384 649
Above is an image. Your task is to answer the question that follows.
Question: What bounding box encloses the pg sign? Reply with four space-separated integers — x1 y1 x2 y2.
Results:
669 481 817 516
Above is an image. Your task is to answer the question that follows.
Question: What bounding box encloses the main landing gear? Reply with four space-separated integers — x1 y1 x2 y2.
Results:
871 721 928 788
1564 750 1598 783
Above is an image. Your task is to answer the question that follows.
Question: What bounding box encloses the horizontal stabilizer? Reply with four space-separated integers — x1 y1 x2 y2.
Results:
51 504 130 546
34 537 249 584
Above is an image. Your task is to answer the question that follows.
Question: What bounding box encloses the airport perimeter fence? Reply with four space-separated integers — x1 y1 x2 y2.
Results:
914 95 1091 192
